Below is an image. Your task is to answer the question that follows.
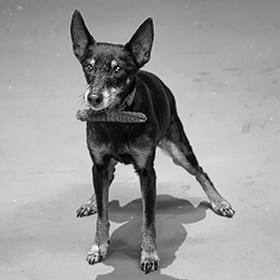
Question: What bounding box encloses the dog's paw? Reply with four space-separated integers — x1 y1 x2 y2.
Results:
211 199 235 218
76 201 97 218
86 243 109 265
140 249 160 274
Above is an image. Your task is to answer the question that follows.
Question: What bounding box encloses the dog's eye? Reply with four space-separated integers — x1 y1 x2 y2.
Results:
113 65 123 75
84 64 93 72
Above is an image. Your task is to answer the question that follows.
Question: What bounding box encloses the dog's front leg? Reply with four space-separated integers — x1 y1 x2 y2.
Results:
136 165 160 274
86 159 115 265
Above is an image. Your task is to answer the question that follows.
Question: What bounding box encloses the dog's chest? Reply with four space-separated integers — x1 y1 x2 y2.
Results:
87 123 152 167
88 140 149 167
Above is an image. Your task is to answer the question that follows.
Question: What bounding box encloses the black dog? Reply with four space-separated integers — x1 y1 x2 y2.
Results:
70 10 235 274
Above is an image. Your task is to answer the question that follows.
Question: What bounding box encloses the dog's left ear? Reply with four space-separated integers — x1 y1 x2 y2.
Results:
125 18 154 68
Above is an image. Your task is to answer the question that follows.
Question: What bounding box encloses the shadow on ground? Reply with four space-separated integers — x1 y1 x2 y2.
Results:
94 194 209 279
0 187 209 279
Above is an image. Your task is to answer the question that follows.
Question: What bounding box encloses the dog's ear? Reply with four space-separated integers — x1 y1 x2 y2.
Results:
70 10 95 60
125 18 154 68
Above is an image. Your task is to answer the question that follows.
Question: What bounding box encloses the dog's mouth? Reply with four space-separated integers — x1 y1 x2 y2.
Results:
84 85 123 113
78 86 146 123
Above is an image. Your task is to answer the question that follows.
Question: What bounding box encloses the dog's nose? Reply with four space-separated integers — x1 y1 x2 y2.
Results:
87 94 103 106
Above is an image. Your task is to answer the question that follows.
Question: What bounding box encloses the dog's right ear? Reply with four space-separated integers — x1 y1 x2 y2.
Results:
70 10 95 60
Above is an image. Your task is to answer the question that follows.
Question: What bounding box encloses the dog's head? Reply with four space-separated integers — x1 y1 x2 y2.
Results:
70 10 154 112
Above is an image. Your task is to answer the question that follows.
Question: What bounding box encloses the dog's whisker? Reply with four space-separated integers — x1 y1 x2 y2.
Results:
74 93 87 108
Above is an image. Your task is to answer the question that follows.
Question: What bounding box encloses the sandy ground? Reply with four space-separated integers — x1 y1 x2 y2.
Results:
1 0 280 279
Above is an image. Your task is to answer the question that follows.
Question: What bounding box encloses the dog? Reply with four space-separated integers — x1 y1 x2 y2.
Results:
70 10 235 274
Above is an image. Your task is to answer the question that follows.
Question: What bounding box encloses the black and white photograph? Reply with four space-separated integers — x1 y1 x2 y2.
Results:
0 0 279 279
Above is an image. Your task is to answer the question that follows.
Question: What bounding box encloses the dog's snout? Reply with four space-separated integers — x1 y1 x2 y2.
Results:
87 94 103 106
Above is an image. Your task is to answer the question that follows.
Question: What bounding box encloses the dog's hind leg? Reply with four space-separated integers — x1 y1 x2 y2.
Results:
159 114 235 218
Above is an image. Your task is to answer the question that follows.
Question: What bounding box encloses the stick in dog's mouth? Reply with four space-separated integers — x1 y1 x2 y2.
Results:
76 108 147 123
78 86 146 123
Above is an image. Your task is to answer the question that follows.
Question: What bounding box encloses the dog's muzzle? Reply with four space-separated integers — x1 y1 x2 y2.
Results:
77 87 147 123
85 85 105 110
